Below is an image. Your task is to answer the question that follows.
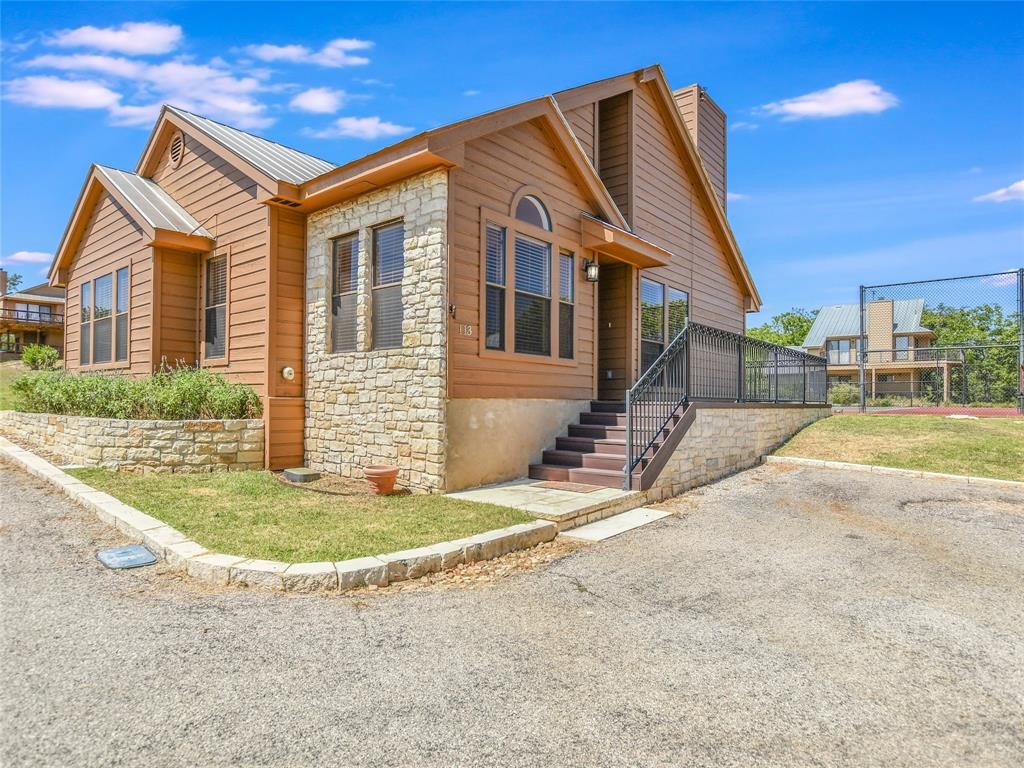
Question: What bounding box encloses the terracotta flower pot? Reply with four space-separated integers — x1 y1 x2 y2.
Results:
363 464 399 496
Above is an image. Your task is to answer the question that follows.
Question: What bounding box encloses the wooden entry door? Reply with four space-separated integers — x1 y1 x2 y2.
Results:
597 262 633 401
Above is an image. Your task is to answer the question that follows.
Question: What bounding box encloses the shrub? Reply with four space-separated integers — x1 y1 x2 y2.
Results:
21 343 60 371
866 397 894 407
11 365 262 420
969 401 1016 408
827 382 860 405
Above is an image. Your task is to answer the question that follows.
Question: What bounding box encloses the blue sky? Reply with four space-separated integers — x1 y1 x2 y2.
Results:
1 2 1022 323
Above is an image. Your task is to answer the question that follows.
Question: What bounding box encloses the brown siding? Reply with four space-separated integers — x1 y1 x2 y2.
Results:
597 262 632 400
64 191 153 374
673 85 727 210
597 93 631 222
631 84 744 334
154 248 199 367
151 131 270 394
448 118 598 400
563 103 596 164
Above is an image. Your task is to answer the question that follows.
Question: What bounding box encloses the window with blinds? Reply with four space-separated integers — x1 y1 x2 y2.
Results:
668 287 688 340
331 234 358 352
205 255 227 359
115 267 129 362
640 277 665 372
79 282 91 366
372 221 404 350
485 224 506 350
559 251 574 359
92 274 113 364
514 235 551 356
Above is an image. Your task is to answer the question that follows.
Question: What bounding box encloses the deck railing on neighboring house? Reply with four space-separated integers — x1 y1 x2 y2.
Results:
625 321 827 488
0 308 65 325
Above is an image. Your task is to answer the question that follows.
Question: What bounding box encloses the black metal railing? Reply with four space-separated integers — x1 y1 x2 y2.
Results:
0 307 64 325
625 321 827 488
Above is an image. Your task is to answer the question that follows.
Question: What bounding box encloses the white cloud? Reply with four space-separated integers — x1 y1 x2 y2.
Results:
309 115 412 140
290 87 346 114
973 180 1024 204
245 38 373 68
463 89 480 97
49 22 182 55
4 76 121 109
761 80 898 120
25 53 145 78
980 272 1018 287
2 251 53 264
727 192 750 202
729 121 758 132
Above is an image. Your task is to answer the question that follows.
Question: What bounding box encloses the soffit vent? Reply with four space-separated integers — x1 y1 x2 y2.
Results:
269 197 302 208
169 132 185 169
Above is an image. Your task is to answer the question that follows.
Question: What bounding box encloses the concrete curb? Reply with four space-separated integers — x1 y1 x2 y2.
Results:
0 436 558 593
765 455 1024 489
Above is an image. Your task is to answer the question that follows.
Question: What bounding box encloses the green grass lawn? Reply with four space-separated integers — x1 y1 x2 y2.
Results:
0 360 27 409
68 469 533 562
776 414 1024 481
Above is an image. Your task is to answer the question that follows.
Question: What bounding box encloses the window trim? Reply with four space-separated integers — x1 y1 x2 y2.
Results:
77 263 131 371
477 206 580 368
200 251 230 367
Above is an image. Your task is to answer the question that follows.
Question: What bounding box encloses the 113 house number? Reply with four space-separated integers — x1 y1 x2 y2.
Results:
458 323 474 337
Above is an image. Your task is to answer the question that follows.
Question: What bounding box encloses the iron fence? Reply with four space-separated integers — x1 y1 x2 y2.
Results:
626 321 827 487
851 269 1024 415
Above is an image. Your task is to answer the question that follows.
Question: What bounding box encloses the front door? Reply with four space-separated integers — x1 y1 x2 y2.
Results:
597 262 633 401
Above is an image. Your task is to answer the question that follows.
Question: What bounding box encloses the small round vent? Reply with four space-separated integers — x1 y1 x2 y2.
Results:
169 132 185 168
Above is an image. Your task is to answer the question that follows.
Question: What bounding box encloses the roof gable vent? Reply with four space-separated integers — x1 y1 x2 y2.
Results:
169 131 185 169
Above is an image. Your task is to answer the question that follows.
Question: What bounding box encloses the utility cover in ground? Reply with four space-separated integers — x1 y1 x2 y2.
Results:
97 545 157 569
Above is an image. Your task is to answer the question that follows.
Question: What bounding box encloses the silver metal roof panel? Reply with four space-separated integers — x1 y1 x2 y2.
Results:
95 165 211 237
803 299 928 347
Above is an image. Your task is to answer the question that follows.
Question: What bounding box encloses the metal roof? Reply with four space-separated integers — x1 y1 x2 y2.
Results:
95 165 211 237
803 299 930 348
167 106 336 185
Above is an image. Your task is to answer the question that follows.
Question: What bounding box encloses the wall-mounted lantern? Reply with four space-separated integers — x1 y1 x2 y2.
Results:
583 259 600 283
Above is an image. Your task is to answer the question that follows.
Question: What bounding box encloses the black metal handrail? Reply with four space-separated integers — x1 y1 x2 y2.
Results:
625 321 827 488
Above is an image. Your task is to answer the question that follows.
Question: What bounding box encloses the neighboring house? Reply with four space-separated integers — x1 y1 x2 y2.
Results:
49 64 764 490
0 269 65 358
803 299 961 399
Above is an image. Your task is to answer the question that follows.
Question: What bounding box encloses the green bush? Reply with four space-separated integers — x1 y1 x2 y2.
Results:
11 365 262 420
968 401 1016 408
827 382 860 405
866 397 894 407
21 343 60 370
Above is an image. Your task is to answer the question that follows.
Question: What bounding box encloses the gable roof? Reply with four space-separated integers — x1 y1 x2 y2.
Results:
165 106 336 185
803 299 931 348
95 165 210 237
48 164 215 285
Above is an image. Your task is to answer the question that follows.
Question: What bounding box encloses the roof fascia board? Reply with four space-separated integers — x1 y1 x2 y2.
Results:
643 67 762 309
581 215 670 268
553 70 643 111
150 228 215 253
49 168 101 286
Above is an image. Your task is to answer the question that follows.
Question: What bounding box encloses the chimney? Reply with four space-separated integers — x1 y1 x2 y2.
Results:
0 269 7 297
673 84 727 211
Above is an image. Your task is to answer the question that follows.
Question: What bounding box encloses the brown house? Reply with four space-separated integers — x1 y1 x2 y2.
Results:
0 270 65 357
50 65 762 490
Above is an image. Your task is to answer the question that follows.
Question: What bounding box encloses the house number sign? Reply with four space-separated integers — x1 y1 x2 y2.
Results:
458 324 474 337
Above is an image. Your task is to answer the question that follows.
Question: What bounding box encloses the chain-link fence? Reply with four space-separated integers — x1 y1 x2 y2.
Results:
828 270 1024 416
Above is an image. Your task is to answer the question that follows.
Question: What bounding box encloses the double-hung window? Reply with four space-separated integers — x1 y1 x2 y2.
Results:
331 234 358 352
92 274 114 363
558 251 574 359
640 278 665 372
372 221 404 350
485 224 506 350
205 255 227 359
895 335 909 361
513 235 552 356
115 267 129 362
79 283 92 365
668 287 689 339
78 267 130 366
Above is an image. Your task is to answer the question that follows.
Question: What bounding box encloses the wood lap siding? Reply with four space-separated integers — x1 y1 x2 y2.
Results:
597 94 630 221
448 119 597 400
64 192 152 374
563 104 596 164
630 85 744 334
151 132 270 394
155 249 199 366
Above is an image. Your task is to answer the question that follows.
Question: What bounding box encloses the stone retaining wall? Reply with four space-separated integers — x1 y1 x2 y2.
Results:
0 411 264 472
646 405 831 502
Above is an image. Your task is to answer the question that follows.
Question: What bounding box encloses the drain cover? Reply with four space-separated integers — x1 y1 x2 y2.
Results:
97 545 157 570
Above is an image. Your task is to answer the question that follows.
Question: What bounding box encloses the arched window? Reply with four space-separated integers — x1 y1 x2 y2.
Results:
514 195 551 231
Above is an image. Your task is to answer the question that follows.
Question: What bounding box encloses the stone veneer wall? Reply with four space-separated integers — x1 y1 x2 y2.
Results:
0 411 264 472
304 170 448 492
646 405 831 502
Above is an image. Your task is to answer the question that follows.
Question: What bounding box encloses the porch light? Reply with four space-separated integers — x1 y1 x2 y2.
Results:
583 259 600 283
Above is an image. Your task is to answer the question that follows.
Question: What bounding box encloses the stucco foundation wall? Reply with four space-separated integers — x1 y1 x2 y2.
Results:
304 170 448 492
0 410 264 472
446 398 591 491
646 405 831 502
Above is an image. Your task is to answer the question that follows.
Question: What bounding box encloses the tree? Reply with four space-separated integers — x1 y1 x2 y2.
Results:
5 273 23 292
747 308 818 347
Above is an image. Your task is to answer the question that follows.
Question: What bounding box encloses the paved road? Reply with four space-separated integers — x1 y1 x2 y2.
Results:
2 460 1023 768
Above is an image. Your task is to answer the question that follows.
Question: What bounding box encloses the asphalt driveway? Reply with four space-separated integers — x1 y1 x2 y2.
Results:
2 459 1022 767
